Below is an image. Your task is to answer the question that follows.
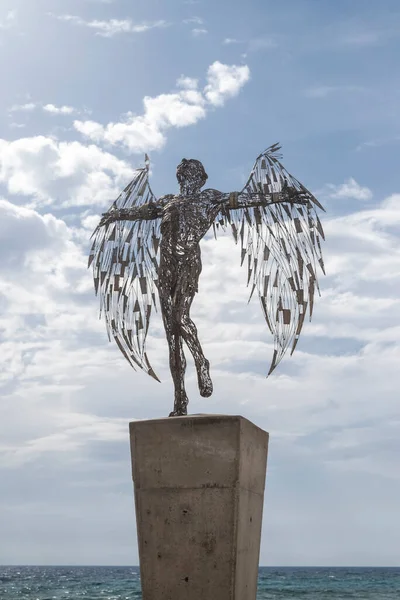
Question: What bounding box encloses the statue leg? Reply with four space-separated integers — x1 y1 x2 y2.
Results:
160 296 189 417
179 292 213 399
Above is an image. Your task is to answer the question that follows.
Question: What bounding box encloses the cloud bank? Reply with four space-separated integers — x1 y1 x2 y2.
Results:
74 61 251 152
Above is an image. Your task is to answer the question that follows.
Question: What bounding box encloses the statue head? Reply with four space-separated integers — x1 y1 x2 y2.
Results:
176 158 208 196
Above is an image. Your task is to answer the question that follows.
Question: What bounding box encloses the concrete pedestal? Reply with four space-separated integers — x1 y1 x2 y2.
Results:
130 414 269 600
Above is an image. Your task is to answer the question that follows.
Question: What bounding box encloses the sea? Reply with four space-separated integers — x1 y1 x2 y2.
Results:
1 566 400 599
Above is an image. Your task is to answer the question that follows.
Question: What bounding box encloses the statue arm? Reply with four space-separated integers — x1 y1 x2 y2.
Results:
216 188 309 210
99 196 172 227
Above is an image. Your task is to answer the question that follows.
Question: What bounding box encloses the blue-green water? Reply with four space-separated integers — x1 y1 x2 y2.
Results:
1 566 400 599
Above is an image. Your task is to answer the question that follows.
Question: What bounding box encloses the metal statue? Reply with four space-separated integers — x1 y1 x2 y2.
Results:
88 144 325 416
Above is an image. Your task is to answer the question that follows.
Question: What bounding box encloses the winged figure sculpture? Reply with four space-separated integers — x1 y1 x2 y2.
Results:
88 144 325 416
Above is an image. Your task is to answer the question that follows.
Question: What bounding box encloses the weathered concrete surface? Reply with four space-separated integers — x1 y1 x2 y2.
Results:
130 414 269 600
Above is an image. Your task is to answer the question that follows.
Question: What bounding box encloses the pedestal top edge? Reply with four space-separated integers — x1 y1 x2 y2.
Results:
129 414 268 435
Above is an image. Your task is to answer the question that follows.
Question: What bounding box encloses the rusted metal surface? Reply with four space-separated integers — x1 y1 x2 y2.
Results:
89 144 325 416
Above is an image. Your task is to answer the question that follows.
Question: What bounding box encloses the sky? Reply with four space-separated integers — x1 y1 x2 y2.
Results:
1 0 400 567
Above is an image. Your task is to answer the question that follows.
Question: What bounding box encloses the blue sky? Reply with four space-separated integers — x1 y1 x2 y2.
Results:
1 0 400 567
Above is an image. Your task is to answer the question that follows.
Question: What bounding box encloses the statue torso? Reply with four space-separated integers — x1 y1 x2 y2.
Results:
160 190 222 255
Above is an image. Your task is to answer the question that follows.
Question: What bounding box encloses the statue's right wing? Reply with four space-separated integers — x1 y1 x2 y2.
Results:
88 159 162 381
224 143 326 375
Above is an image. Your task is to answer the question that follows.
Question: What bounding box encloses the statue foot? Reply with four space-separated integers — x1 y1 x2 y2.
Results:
169 393 189 417
198 360 213 398
169 409 188 417
199 380 213 398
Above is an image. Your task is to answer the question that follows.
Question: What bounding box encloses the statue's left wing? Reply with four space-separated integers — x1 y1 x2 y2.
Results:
224 143 326 375
88 158 162 381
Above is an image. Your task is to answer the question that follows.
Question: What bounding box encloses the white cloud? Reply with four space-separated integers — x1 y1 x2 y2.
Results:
9 103 36 112
223 36 275 51
9 102 80 116
0 136 134 208
183 16 204 25
43 104 76 115
74 61 250 152
0 199 84 330
0 200 69 263
0 201 125 445
0 10 16 30
74 96 205 152
51 14 169 37
192 27 208 36
176 76 199 90
325 178 373 201
183 17 208 36
203 61 250 106
223 38 241 45
2 412 128 467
